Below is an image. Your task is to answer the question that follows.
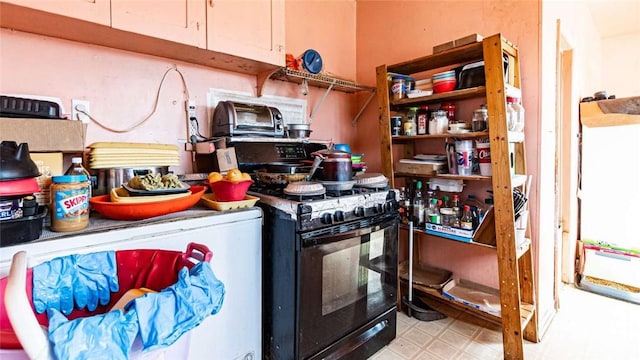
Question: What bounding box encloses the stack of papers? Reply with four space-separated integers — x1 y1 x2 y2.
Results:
88 142 180 169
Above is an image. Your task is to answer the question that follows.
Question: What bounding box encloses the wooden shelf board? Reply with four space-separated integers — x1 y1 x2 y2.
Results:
392 131 490 141
516 238 531 259
394 173 492 182
392 87 486 106
399 225 497 250
402 281 535 330
388 42 484 75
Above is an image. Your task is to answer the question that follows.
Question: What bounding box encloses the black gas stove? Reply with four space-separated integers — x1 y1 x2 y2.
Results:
248 186 398 233
233 138 400 360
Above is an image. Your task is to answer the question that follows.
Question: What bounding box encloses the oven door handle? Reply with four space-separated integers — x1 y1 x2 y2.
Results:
302 217 397 248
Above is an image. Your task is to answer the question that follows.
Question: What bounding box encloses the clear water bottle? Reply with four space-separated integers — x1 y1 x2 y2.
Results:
65 157 93 198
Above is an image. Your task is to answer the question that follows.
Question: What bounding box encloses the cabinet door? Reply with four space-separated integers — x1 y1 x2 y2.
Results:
5 0 110 25
206 0 285 66
111 0 206 48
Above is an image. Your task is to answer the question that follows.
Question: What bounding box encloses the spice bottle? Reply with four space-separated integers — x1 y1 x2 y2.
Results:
417 105 429 135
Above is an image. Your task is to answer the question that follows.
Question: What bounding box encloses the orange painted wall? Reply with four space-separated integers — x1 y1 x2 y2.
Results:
355 0 541 289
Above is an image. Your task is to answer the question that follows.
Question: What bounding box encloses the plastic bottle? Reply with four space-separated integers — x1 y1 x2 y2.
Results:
426 198 441 225
412 181 425 227
398 187 407 224
460 205 474 230
451 194 461 219
65 157 92 199
465 194 485 228
417 105 429 135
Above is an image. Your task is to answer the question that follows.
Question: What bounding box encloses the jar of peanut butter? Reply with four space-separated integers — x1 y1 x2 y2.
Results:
50 175 90 232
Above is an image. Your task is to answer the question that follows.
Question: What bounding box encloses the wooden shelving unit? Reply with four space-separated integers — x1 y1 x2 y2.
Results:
376 33 538 359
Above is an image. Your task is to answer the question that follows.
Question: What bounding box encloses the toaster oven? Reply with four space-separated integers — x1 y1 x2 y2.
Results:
212 101 284 137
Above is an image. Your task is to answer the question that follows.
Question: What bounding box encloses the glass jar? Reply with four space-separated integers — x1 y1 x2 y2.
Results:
430 110 449 135
404 107 418 136
472 108 488 132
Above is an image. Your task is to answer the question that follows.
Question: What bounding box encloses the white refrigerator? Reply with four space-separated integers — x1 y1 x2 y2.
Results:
0 208 263 360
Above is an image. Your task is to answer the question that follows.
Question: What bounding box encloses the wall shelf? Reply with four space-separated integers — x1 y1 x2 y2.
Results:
257 67 376 125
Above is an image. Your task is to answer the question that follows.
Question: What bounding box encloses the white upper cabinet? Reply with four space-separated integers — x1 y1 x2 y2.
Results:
206 0 285 66
111 0 206 48
5 0 111 25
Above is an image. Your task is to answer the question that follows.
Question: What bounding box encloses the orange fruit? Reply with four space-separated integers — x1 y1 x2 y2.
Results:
207 172 223 183
241 172 252 181
225 168 243 182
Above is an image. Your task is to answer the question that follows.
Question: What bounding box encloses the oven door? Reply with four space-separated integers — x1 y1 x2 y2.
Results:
298 214 398 359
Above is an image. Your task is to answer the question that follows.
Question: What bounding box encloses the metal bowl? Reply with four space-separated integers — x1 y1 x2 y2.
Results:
93 167 169 196
285 124 312 138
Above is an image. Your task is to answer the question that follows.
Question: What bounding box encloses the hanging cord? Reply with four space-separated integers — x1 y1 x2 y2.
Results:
76 66 190 133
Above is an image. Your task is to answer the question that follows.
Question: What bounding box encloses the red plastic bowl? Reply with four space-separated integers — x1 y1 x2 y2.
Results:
207 179 253 202
433 80 457 93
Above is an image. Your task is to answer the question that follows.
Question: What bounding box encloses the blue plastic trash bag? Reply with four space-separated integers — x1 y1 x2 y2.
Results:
131 261 225 352
33 251 119 315
47 308 138 360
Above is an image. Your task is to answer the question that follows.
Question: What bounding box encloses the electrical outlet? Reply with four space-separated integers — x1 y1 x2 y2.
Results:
186 99 198 143
71 99 90 123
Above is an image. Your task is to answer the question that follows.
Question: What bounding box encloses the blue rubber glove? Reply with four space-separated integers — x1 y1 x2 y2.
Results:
47 308 138 360
32 256 75 315
73 251 119 311
132 261 225 352
32 251 119 315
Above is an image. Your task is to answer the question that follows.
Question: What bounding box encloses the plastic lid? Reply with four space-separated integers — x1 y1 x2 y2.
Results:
52 175 88 183
71 157 83 164
301 49 323 74
416 180 422 188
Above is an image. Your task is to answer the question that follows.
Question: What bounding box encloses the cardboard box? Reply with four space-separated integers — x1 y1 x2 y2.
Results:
194 147 238 175
395 159 447 176
0 117 86 152
433 33 484 54
442 279 501 316
30 152 64 207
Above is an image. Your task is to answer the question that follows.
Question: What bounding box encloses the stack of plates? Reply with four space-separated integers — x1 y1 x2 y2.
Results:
88 142 180 169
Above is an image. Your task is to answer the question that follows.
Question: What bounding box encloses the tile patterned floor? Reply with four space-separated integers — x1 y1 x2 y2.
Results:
370 285 640 359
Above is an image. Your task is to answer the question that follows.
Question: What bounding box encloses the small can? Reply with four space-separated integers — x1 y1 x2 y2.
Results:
391 76 405 100
51 175 90 232
390 116 403 136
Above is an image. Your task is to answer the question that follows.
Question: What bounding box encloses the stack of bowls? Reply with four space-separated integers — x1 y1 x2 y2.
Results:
432 70 457 93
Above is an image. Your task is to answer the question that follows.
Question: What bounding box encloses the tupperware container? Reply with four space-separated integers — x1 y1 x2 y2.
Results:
0 206 47 247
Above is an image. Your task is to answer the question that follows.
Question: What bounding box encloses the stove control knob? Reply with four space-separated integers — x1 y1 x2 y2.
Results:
334 210 344 222
321 213 333 224
354 206 365 217
375 204 383 213
384 201 394 212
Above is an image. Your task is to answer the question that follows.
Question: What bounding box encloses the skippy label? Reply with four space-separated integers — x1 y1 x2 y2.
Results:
55 189 89 219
